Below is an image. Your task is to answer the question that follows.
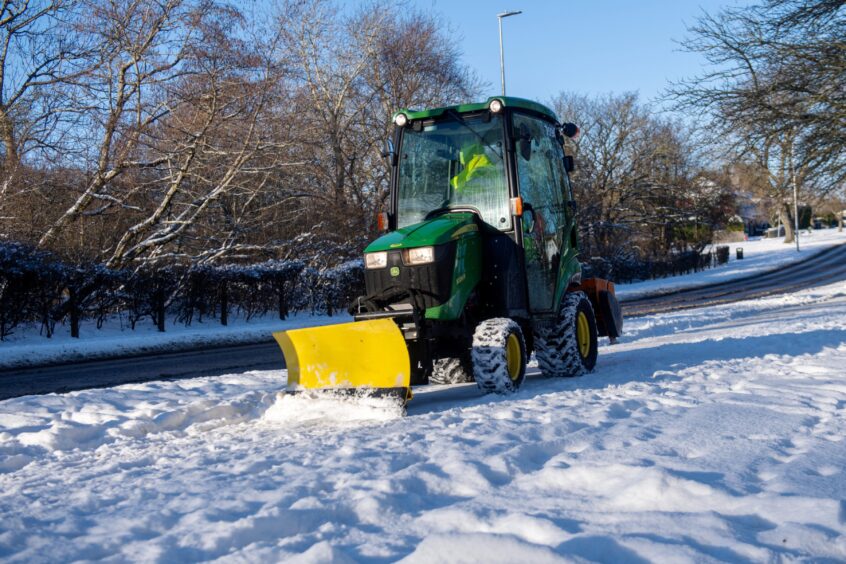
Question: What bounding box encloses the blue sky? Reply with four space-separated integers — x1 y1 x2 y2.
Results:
403 0 746 106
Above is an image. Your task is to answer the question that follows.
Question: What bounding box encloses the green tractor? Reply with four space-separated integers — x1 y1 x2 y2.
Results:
274 96 622 403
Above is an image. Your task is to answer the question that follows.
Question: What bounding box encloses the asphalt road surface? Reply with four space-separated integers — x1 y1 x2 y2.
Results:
622 242 846 316
2 242 845 400
0 341 285 400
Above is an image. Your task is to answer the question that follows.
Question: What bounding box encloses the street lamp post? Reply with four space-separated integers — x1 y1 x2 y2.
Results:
789 139 801 252
498 10 522 96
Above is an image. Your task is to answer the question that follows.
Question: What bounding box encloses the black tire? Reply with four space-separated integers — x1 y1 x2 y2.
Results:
535 291 598 377
471 318 527 394
429 355 474 385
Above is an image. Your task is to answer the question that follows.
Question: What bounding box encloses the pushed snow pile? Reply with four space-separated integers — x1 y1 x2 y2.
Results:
1 282 846 561
0 374 285 461
403 533 566 563
262 391 405 428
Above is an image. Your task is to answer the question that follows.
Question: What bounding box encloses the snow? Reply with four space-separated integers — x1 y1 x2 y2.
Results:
0 313 350 370
1 281 845 561
616 226 846 299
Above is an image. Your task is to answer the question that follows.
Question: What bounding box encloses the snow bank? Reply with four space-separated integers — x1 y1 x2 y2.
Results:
0 313 349 370
617 226 846 299
1 282 845 561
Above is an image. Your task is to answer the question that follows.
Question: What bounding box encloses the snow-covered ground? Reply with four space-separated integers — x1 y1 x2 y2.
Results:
616 226 846 299
0 313 350 370
1 281 845 561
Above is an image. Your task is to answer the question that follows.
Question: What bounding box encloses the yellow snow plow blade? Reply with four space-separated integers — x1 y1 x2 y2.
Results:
273 318 411 401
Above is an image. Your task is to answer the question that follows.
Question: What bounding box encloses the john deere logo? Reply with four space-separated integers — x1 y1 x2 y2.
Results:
390 266 400 277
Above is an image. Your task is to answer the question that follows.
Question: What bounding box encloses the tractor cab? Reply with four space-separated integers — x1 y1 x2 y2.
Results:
380 97 582 318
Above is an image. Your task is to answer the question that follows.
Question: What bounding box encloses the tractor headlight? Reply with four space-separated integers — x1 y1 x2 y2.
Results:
489 99 503 113
364 251 388 269
394 113 408 127
402 246 435 265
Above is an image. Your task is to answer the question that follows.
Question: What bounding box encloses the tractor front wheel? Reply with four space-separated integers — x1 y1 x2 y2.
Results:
471 318 527 394
535 291 598 377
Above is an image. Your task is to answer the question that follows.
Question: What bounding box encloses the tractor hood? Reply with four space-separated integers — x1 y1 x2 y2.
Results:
365 212 478 252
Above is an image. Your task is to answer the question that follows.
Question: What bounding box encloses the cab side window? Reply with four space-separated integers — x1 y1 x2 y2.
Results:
514 113 567 311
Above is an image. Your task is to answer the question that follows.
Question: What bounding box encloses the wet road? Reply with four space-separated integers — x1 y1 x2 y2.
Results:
2 243 844 400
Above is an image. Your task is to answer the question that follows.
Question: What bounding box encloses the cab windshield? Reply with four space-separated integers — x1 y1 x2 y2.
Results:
396 113 510 230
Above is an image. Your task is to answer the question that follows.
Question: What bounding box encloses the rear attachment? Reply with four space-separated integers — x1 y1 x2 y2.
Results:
273 318 412 405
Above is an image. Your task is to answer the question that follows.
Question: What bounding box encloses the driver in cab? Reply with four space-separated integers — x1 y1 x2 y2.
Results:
450 142 497 193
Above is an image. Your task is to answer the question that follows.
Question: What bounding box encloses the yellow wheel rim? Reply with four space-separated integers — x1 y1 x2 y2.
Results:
506 333 522 381
577 311 591 359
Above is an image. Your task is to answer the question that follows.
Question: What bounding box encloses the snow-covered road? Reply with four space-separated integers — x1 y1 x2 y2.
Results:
1 283 845 562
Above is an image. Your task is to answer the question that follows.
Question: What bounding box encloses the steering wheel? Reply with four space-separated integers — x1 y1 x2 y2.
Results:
424 205 482 221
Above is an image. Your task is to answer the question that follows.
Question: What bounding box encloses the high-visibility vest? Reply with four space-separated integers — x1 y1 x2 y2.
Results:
451 143 494 191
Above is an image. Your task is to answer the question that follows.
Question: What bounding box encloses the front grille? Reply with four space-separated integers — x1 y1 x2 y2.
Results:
364 243 456 310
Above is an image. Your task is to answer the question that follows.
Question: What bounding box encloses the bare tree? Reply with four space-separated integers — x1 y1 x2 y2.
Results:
37 0 203 251
274 0 480 242
552 93 732 258
552 92 720 260
0 0 89 232
668 0 846 243
105 6 301 267
1 0 480 269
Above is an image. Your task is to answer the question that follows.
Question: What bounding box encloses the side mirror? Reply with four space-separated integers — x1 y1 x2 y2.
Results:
522 203 536 233
560 122 580 139
564 155 575 172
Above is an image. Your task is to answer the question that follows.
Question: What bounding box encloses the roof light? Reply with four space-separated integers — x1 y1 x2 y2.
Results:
489 99 503 113
394 113 408 127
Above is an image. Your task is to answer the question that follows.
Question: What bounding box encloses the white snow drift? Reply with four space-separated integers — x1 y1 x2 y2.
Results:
1 282 845 561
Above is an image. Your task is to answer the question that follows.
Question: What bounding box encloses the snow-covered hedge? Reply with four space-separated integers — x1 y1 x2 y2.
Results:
1 240 733 339
581 246 729 283
0 243 364 340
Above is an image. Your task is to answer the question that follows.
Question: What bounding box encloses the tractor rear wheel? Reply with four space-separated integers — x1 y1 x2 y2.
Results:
471 318 527 394
429 355 473 385
535 291 598 377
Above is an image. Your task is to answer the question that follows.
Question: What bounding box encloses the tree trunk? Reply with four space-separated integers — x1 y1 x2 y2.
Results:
220 282 228 326
0 109 19 167
155 284 166 332
779 203 795 244
69 288 80 338
278 286 288 320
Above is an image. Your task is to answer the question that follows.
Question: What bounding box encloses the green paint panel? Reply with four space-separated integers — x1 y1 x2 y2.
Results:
393 96 559 124
365 213 478 252
425 233 482 320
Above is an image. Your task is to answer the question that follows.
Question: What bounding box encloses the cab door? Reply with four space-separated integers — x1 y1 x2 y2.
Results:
513 113 569 313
